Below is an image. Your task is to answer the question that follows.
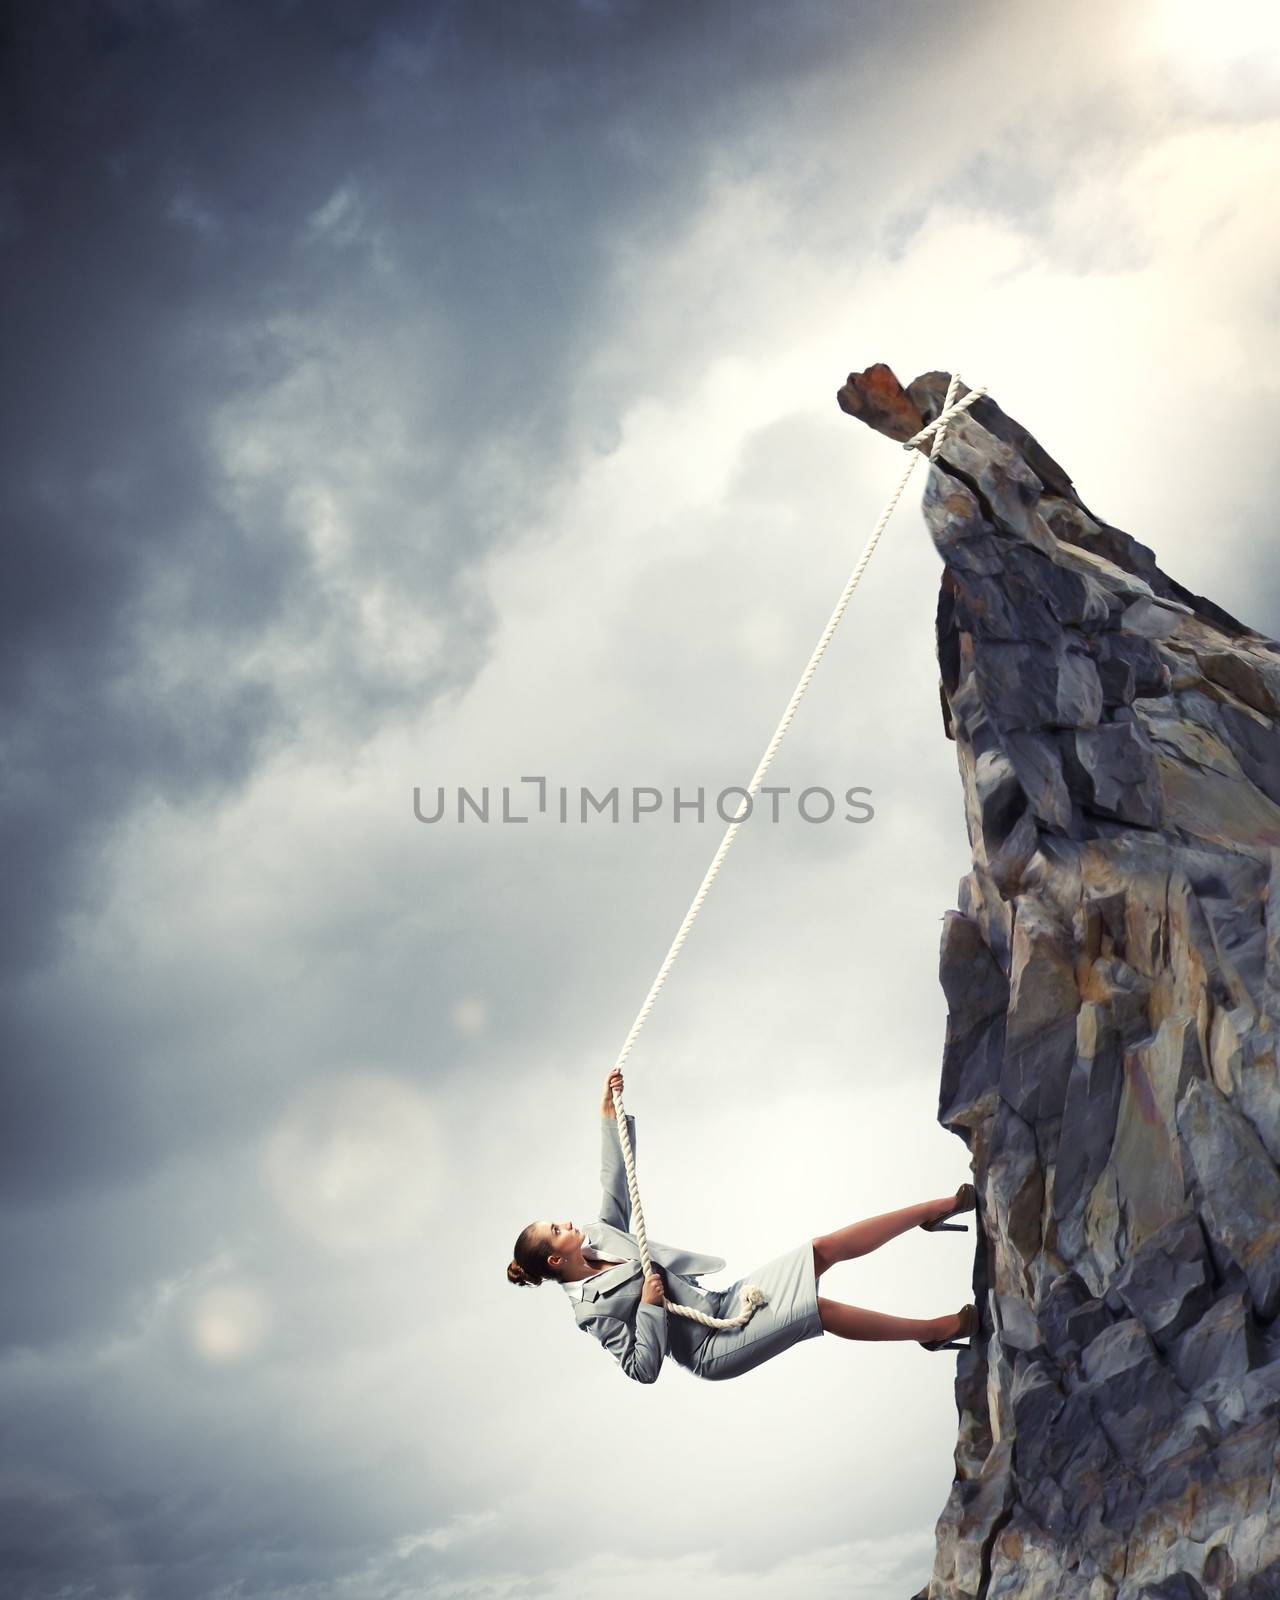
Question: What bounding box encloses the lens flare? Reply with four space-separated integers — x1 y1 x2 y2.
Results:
452 995 486 1036
187 1281 271 1364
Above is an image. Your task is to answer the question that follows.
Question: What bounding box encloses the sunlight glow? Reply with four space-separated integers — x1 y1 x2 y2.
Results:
452 995 487 1036
187 1281 271 1365
1148 0 1280 78
265 1071 445 1255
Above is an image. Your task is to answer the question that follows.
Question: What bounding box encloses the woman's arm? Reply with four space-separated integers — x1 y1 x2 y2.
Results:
579 1303 667 1384
599 1110 636 1232
598 1068 634 1230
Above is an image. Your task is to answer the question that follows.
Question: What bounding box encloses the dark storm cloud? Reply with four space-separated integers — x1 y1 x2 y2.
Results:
0 0 903 1212
0 1363 467 1600
0 0 892 971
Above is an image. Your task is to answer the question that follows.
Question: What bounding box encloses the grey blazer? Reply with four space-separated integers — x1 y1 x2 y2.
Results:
570 1113 726 1383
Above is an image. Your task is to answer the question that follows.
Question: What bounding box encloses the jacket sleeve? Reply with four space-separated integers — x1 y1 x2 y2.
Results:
580 1302 667 1384
599 1112 636 1232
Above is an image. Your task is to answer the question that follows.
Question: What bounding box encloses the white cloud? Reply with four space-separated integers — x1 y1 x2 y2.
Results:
394 1509 500 1557
264 1071 449 1256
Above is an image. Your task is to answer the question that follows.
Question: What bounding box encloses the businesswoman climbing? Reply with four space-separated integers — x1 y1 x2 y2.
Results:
507 1069 978 1384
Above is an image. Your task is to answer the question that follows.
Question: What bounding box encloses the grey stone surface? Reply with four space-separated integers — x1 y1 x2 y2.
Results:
1069 722 1164 826
1138 1578 1208 1600
1171 1293 1260 1393
839 367 1280 1600
1111 1216 1213 1349
1224 1565 1280 1600
1177 1079 1280 1318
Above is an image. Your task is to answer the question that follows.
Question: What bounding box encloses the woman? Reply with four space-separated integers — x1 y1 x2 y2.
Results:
507 1068 978 1383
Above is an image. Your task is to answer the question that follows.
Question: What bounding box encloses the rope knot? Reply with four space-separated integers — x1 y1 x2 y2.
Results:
901 377 987 452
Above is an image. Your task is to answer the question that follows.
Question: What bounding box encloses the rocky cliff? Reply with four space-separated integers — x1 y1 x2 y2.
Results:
839 366 1280 1600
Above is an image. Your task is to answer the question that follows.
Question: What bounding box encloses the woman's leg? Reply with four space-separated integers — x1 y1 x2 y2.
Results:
817 1297 967 1343
811 1194 960 1280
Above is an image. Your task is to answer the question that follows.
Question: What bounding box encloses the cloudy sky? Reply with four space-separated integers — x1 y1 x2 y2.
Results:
3 2 1280 1596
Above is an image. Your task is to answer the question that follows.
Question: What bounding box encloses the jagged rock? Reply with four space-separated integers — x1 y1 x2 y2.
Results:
1172 1293 1259 1391
1067 722 1164 827
930 1439 1015 1599
1178 1079 1280 1318
1055 1002 1127 1243
938 909 1008 1135
1079 1319 1188 1463
835 360 923 441
1003 897 1081 1121
1240 1361 1280 1419
839 366 1280 1600
1111 1216 1213 1349
1138 1578 1208 1600
1224 1565 1280 1600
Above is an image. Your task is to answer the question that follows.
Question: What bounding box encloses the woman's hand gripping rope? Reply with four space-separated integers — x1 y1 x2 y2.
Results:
601 1068 624 1118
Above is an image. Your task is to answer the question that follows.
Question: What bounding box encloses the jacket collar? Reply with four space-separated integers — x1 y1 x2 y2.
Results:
570 1252 642 1304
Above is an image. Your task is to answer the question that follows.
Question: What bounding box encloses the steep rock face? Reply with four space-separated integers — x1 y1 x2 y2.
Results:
840 367 1280 1600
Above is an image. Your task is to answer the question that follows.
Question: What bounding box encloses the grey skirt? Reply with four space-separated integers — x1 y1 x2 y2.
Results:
691 1239 824 1382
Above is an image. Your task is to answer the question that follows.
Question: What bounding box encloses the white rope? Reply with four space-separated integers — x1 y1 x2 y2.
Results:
606 375 986 1333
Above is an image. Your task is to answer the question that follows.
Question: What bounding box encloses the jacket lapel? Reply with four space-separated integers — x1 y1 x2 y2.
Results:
582 1219 726 1284
577 1257 642 1304
651 1240 727 1276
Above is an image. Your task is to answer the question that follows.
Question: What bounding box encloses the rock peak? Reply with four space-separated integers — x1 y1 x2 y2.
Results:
841 364 1280 1600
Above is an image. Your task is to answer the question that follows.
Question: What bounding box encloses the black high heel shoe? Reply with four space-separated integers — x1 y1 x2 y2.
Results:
919 1182 977 1233
919 1303 977 1353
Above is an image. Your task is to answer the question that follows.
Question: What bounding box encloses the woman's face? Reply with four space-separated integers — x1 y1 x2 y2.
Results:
535 1218 582 1271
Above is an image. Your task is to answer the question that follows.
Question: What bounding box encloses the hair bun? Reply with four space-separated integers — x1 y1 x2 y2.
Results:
507 1260 527 1286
